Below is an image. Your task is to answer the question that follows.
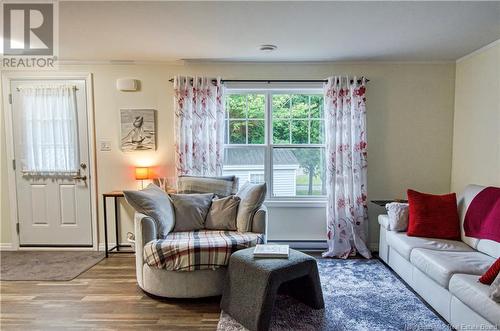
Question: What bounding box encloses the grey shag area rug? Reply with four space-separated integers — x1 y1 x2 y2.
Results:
217 259 449 331
0 251 105 281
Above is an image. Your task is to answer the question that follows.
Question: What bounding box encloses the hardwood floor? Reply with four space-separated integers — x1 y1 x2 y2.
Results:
0 254 221 330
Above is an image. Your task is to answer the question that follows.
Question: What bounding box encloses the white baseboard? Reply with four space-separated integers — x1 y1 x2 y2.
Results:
0 243 132 252
268 240 328 250
369 242 379 253
0 243 14 251
98 242 133 251
268 241 379 253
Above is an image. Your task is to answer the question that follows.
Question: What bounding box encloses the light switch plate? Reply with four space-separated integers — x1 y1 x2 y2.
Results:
100 140 112 151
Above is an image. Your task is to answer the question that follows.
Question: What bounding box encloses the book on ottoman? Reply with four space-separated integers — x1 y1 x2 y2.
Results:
253 244 289 258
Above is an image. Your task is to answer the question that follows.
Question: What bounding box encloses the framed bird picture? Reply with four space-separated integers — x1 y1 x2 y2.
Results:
120 109 156 151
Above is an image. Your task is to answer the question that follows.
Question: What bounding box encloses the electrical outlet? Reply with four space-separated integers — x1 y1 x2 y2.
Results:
100 140 112 151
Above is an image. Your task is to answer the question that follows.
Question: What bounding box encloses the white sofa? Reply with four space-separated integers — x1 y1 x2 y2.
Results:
379 184 500 330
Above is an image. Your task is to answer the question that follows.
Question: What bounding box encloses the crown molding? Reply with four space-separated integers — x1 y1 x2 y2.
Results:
57 59 186 66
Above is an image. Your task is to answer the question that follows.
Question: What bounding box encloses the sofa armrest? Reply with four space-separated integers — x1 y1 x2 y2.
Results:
378 214 390 230
252 204 268 238
134 212 157 288
134 212 157 247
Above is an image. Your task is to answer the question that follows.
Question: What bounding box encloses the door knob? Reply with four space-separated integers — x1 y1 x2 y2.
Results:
73 175 87 181
80 162 87 169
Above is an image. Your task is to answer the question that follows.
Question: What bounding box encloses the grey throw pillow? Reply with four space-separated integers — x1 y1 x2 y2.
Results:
171 193 214 232
205 195 241 231
236 182 267 232
178 175 238 197
123 184 174 238
490 274 500 303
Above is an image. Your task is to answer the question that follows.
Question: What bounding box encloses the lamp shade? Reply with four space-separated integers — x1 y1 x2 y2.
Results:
135 167 149 180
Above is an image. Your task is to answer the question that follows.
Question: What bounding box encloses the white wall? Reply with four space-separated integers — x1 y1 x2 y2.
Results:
451 41 500 193
1 61 456 250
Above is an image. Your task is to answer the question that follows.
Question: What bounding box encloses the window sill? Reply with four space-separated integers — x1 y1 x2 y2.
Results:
264 199 327 208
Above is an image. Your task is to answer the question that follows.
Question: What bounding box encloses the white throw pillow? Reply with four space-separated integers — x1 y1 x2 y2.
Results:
386 202 409 232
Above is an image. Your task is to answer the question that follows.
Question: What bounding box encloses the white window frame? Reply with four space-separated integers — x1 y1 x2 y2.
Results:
224 87 327 202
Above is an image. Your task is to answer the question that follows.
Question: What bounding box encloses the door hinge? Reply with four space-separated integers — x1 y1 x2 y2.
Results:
12 159 16 170
16 223 19 234
8 93 12 104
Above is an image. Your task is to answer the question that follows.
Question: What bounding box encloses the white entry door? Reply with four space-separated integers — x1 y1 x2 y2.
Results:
10 79 93 246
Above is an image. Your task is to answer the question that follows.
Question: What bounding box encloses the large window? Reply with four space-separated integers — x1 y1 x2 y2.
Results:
223 90 326 198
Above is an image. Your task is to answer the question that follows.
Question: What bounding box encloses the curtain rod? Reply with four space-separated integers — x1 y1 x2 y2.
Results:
16 85 79 91
168 78 369 84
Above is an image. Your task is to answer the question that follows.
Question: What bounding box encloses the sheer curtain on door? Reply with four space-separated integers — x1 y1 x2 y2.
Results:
173 76 225 176
323 76 371 259
18 85 79 175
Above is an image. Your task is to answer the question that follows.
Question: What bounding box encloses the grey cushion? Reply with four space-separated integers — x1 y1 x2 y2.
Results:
236 182 267 232
490 274 500 303
177 175 238 197
171 193 214 232
205 195 240 231
123 184 174 238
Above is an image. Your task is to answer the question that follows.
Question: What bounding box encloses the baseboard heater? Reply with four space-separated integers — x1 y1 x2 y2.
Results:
267 240 328 251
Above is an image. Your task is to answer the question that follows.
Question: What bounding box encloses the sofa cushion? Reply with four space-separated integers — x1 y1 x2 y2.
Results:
464 186 500 243
457 184 485 248
410 249 494 288
123 184 174 239
449 273 500 325
177 175 238 197
143 230 264 271
236 182 267 232
407 189 460 240
378 215 390 229
386 231 472 260
477 239 500 259
170 193 214 232
205 195 240 231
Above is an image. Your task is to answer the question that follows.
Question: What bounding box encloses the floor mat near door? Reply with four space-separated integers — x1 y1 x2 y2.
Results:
0 251 105 281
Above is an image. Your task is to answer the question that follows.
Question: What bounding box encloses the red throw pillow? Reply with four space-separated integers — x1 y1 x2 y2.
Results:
479 258 500 285
407 189 460 240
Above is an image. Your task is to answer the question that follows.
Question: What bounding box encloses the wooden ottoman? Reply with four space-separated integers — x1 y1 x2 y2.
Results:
220 247 324 331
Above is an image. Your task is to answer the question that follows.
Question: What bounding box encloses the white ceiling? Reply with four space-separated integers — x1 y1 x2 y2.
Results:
59 1 500 62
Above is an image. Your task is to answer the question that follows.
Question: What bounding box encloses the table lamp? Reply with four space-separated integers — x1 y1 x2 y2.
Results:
135 167 150 189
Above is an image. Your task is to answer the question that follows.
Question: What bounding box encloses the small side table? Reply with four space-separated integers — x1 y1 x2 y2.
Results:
103 191 131 257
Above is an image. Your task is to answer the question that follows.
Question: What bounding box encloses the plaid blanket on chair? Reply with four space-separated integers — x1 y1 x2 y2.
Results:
143 230 264 271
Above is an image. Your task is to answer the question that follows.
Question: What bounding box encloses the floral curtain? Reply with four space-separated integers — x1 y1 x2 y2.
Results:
173 76 225 176
19 85 79 175
323 76 371 259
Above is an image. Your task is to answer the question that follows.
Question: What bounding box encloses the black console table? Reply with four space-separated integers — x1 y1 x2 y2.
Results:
103 191 133 257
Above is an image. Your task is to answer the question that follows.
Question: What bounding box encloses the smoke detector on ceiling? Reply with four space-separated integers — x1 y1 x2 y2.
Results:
259 44 278 52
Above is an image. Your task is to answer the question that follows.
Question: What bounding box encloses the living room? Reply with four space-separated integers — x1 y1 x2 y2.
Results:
0 1 499 330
